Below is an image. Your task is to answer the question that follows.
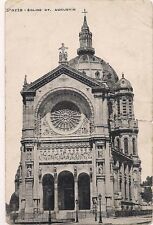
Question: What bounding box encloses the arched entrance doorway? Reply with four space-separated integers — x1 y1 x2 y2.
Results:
42 174 54 210
58 171 74 210
78 173 90 210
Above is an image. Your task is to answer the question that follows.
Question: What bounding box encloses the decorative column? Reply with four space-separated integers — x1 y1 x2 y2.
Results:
125 165 129 201
114 170 118 195
33 143 39 206
129 176 132 201
104 141 113 210
130 166 134 201
19 145 25 212
121 163 125 200
74 166 78 210
90 167 93 209
128 135 132 155
38 168 43 213
54 167 58 213
92 142 97 197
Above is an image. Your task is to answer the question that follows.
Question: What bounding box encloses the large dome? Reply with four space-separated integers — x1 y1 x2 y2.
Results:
69 54 119 84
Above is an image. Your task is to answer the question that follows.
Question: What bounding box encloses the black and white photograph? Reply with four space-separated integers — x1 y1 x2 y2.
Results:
4 0 152 224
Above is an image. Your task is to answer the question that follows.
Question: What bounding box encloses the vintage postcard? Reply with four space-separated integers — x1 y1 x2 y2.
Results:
5 0 152 224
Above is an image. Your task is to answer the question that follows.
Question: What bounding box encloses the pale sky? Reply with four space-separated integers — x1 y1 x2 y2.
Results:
5 0 152 203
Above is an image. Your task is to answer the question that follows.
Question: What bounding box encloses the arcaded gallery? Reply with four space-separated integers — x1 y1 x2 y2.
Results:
12 13 142 221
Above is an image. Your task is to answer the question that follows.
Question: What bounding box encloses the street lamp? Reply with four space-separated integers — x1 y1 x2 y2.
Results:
98 194 103 224
75 199 79 223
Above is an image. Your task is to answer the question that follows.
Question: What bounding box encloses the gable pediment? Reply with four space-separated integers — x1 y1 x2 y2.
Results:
21 64 108 97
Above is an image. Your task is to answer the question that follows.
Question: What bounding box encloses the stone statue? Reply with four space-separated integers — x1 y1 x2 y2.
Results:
98 163 103 174
27 165 32 177
64 51 68 61
59 52 62 61
38 166 42 180
58 43 68 63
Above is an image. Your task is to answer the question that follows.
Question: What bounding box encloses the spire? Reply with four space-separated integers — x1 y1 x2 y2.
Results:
77 9 95 56
81 9 89 30
58 43 68 65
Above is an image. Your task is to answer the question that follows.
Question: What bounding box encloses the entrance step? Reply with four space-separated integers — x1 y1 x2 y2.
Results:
56 210 71 219
56 210 93 220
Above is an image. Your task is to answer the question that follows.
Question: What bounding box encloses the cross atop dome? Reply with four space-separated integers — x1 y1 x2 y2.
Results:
82 9 88 16
81 9 89 30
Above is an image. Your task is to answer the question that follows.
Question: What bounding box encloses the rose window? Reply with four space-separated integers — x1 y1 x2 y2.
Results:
51 101 81 132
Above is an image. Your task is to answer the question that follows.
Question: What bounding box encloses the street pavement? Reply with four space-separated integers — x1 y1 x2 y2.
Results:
7 215 153 225
52 215 152 225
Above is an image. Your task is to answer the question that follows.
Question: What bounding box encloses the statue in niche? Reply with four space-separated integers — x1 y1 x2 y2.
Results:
59 52 62 61
133 170 138 182
19 164 22 178
98 150 103 158
38 166 42 180
98 163 103 174
43 151 47 160
27 165 32 177
64 51 68 61
26 151 32 160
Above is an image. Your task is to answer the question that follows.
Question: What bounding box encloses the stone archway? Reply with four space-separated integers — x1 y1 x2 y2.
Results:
42 174 54 210
58 171 74 210
35 88 94 137
78 173 90 210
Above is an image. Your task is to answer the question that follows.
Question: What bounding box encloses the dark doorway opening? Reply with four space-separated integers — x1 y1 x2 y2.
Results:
78 173 90 210
58 171 74 210
42 174 54 210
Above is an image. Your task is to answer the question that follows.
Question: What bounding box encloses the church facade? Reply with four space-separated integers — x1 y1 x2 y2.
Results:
14 14 142 221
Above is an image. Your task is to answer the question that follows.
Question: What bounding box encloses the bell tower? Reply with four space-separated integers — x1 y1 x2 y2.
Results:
77 9 95 55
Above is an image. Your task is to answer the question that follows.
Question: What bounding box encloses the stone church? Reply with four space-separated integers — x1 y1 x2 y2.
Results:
12 13 142 221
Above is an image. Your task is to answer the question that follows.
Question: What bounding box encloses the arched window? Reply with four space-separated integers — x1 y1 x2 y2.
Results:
132 138 136 155
124 138 128 154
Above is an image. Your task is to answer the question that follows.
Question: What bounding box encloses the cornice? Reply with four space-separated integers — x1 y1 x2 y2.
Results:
21 64 108 97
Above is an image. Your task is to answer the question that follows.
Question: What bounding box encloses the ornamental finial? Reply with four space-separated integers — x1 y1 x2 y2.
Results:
58 43 68 64
24 75 28 86
122 73 125 78
81 9 88 29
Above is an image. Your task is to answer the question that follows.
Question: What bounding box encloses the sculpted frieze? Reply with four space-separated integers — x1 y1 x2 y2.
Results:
38 142 92 162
